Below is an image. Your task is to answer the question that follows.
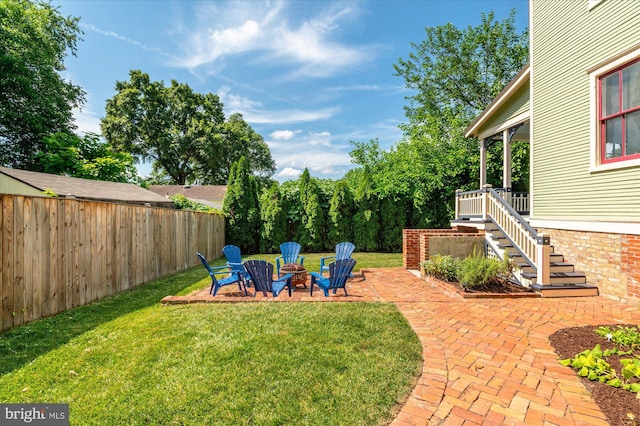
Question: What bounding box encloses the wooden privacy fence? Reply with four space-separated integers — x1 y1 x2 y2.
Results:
0 194 224 332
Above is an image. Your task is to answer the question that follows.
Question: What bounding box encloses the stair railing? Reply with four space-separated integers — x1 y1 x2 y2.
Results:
454 185 550 285
484 185 550 285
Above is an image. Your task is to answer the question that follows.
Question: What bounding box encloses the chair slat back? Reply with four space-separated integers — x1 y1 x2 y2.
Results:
279 241 301 264
328 258 356 290
335 242 355 260
197 252 219 285
222 245 242 263
244 260 275 295
223 244 246 275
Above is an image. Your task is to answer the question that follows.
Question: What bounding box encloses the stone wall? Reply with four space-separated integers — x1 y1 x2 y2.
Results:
539 228 640 304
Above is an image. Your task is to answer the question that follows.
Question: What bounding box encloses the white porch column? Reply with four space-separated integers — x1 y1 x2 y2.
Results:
503 129 512 189
479 139 487 188
481 184 492 221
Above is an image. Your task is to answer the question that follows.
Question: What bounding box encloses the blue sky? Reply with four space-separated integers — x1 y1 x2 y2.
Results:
54 0 528 182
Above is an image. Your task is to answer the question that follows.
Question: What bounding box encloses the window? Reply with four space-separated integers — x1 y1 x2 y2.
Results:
599 59 640 163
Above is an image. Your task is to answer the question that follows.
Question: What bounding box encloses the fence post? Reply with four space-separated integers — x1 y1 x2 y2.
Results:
482 184 492 221
455 189 461 220
536 233 551 286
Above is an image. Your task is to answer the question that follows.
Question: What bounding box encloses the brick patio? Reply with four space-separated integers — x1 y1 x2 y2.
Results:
162 267 640 425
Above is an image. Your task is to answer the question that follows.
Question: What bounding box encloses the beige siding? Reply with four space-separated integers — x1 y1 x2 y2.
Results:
0 175 43 196
480 83 530 134
532 0 640 221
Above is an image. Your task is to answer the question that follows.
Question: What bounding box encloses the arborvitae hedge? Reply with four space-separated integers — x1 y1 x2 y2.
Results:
353 167 380 252
223 157 260 253
223 169 437 254
296 169 326 251
259 183 287 253
328 181 355 246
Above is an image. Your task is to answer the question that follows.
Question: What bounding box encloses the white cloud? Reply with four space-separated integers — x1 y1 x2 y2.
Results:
308 131 332 147
218 87 338 124
271 129 301 140
174 1 373 77
278 167 303 178
71 106 102 135
82 23 173 58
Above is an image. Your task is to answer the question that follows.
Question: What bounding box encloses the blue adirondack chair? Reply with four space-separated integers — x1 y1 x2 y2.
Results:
197 252 247 296
222 244 251 287
244 260 292 297
310 258 357 297
275 241 304 276
320 242 355 276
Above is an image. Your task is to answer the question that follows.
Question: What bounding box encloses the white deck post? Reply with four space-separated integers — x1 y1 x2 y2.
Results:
482 184 491 221
455 189 461 220
536 233 551 286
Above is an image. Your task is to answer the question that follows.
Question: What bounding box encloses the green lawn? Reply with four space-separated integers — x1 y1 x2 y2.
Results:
0 253 421 425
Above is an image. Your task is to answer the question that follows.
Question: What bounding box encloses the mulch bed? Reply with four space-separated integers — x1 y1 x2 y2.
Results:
424 274 538 299
550 325 640 425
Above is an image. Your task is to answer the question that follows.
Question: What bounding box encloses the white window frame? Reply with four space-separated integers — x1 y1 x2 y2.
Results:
589 45 640 172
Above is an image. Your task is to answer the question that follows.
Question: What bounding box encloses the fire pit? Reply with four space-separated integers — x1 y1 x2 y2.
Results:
279 263 307 288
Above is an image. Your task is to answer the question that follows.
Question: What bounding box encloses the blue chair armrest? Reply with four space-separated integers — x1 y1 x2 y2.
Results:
319 255 335 271
276 273 292 283
275 256 284 275
298 256 305 265
210 266 232 275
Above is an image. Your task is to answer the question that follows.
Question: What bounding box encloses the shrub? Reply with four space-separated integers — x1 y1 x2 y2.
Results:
421 255 460 282
170 194 219 213
456 252 510 289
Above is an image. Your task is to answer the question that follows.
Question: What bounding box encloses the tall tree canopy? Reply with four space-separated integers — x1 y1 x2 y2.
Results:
200 113 275 186
349 10 529 228
0 0 85 169
223 157 260 254
101 70 274 185
394 9 528 133
35 132 140 184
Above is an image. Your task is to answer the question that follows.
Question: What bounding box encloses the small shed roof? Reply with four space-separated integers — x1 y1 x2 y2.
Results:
149 185 227 200
0 167 174 208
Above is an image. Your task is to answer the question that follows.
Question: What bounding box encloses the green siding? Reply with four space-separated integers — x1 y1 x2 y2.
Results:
0 175 43 196
480 83 530 135
532 0 640 221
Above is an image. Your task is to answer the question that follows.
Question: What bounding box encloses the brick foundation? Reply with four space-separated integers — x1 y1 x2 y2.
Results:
403 227 483 270
538 228 640 304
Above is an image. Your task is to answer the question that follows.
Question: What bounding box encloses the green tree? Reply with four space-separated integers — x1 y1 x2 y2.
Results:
259 183 287 253
35 132 140 183
379 194 409 252
223 157 260 253
198 113 275 186
101 71 275 185
353 167 379 252
394 10 528 129
296 169 326 252
349 10 529 229
0 0 85 169
327 180 355 245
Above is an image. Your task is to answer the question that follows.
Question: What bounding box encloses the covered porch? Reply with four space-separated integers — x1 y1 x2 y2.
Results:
450 64 597 296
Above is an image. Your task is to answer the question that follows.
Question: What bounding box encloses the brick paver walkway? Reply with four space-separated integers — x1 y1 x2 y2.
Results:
162 267 640 425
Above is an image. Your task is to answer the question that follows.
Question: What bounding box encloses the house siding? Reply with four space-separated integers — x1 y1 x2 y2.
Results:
480 83 530 134
0 175 43 197
531 0 640 221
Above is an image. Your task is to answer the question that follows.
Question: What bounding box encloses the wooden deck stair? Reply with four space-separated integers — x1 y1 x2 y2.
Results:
486 225 598 297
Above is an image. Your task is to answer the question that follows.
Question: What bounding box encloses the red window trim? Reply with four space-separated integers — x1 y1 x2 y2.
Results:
598 57 640 164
